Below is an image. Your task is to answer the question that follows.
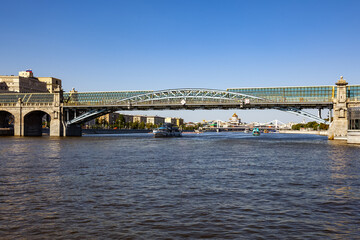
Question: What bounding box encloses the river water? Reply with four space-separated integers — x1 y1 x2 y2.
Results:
0 132 359 239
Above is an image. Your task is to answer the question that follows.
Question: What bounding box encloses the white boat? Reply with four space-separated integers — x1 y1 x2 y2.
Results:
153 123 182 138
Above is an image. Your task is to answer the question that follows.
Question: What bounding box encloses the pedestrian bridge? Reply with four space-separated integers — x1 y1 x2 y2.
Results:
0 81 360 137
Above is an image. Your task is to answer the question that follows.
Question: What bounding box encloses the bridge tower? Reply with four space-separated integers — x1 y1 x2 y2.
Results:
328 76 348 140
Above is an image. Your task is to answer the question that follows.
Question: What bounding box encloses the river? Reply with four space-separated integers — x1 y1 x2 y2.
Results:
0 132 359 239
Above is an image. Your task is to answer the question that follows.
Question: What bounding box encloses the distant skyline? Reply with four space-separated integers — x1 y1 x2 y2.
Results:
1 0 359 122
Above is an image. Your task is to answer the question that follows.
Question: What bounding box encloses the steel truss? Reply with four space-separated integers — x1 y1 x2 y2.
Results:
277 107 330 124
66 108 112 125
115 88 263 104
64 89 330 126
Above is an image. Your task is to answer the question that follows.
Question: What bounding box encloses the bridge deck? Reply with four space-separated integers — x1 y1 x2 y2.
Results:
62 85 360 106
0 85 359 108
227 85 360 102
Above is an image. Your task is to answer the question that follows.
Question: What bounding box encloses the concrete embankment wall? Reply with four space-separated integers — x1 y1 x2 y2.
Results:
82 129 152 135
279 130 328 136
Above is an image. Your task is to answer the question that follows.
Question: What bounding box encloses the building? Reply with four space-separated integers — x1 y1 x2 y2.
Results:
98 112 120 125
147 116 165 125
348 107 360 144
228 113 241 126
123 114 134 123
165 117 184 126
37 77 62 93
85 113 134 128
0 70 62 93
87 114 180 128
133 115 147 123
0 82 8 92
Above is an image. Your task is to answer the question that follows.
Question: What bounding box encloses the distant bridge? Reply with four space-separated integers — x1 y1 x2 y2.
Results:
0 79 360 137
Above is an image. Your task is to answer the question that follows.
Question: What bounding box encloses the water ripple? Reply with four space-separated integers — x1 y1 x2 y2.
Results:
0 133 359 239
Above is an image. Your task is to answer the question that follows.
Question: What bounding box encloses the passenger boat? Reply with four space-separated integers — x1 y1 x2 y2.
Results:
153 123 182 138
252 127 260 136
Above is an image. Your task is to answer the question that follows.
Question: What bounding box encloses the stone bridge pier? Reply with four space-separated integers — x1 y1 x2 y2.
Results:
328 77 349 140
0 90 64 137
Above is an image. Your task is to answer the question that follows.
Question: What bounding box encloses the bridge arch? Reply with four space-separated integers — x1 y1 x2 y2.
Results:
0 110 15 136
23 110 51 136
0 110 14 127
115 88 263 105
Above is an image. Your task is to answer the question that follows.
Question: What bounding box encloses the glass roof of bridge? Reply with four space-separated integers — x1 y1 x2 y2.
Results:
63 91 152 104
227 85 360 102
0 93 54 103
62 85 360 104
1 85 359 104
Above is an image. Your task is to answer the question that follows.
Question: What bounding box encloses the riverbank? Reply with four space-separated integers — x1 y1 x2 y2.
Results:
279 129 328 136
81 128 329 136
82 129 152 134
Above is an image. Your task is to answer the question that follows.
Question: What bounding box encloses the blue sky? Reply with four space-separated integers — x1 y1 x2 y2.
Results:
1 0 359 122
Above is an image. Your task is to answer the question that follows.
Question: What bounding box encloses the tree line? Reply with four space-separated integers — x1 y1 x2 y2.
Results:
291 121 329 130
90 114 202 130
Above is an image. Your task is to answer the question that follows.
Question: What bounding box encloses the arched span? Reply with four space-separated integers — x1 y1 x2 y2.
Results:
24 110 51 136
0 111 15 136
0 110 14 126
115 88 264 104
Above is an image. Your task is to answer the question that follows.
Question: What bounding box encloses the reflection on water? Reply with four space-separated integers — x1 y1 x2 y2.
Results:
0 133 359 239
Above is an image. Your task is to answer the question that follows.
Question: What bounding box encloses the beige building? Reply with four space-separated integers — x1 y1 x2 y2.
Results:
165 117 184 126
86 113 136 128
133 115 147 123
98 113 120 125
0 70 61 93
96 113 134 125
146 116 165 125
87 114 179 128
37 77 62 93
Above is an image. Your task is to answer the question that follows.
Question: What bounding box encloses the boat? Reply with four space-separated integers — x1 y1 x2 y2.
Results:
153 123 182 138
252 127 260 136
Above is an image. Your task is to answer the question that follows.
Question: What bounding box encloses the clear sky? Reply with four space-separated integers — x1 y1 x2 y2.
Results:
1 0 359 123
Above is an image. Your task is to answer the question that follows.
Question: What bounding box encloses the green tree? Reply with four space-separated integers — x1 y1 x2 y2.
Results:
305 121 318 130
115 114 126 129
99 118 108 129
319 123 329 130
132 121 139 129
139 122 146 129
291 123 304 130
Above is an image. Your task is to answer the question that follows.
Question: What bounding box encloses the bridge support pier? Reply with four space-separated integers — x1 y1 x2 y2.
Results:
12 109 64 137
49 115 63 137
328 77 348 140
1 89 65 137
65 124 82 136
